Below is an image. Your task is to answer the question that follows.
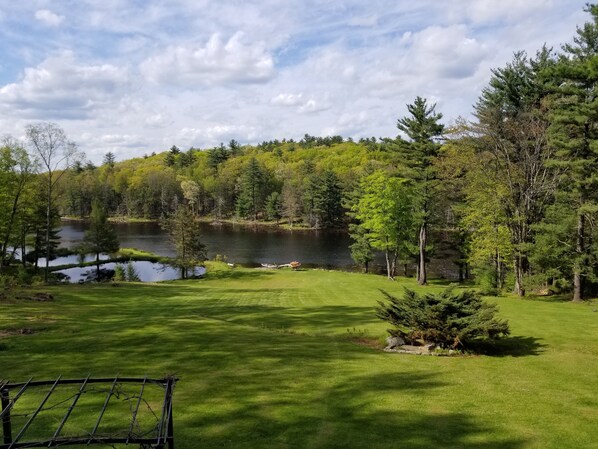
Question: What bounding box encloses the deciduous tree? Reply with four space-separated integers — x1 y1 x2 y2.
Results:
26 122 79 282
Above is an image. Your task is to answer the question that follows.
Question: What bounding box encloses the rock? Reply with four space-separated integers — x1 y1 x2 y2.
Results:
422 343 436 353
385 336 406 349
32 292 53 301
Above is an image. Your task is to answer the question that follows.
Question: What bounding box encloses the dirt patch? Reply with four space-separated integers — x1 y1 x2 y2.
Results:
16 292 54 301
0 328 37 338
349 337 383 350
1 291 54 303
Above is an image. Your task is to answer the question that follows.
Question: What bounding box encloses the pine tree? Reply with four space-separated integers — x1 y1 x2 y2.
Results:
162 205 206 278
236 158 266 220
397 97 444 285
103 152 116 168
317 171 344 228
473 49 559 296
265 191 282 222
547 4 598 300
82 201 120 279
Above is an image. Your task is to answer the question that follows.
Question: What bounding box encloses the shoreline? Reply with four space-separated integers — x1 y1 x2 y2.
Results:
61 215 349 233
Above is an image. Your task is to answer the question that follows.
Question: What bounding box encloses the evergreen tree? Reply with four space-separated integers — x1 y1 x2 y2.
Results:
162 205 206 278
125 261 140 282
547 4 598 300
228 139 241 156
114 263 126 281
82 201 120 279
236 157 266 220
316 171 344 228
473 49 559 296
376 287 510 350
207 143 230 169
265 191 282 222
397 97 444 285
103 152 116 168
349 223 374 273
26 200 61 270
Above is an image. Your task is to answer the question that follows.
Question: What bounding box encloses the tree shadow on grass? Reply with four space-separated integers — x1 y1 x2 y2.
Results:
175 371 527 449
185 303 381 332
470 336 546 357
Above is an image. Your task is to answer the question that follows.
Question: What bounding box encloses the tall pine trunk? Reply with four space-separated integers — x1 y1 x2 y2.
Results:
573 212 585 302
417 222 427 285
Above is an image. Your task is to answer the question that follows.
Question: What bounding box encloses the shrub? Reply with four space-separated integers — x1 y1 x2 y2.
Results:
125 261 140 282
376 287 510 349
114 264 126 282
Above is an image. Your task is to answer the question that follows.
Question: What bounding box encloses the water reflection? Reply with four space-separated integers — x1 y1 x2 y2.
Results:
39 253 110 267
59 221 356 268
57 261 206 283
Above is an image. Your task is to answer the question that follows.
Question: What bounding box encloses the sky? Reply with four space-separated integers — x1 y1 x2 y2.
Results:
0 1 590 163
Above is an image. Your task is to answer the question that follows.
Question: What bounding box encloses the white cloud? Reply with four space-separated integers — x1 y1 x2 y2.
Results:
298 98 330 114
144 113 172 128
141 32 275 86
270 92 304 106
100 134 144 146
0 0 590 162
0 52 130 120
34 9 64 27
401 25 487 79
177 124 261 147
462 0 552 24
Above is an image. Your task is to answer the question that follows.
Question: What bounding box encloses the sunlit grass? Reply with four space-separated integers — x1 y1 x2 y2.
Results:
1 268 596 448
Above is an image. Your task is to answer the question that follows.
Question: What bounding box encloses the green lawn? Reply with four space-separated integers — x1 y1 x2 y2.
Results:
1 266 597 448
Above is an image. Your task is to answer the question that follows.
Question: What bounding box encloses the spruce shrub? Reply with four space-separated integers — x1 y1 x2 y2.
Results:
376 287 510 349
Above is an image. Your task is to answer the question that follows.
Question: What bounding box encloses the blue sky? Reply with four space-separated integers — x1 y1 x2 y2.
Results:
0 0 590 162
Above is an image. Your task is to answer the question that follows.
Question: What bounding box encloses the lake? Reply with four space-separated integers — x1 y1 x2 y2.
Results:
59 221 357 269
58 220 460 279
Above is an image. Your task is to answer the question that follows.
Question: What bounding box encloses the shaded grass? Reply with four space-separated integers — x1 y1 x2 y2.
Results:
1 268 597 448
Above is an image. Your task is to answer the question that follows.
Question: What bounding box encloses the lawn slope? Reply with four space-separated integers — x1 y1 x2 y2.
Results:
1 267 597 449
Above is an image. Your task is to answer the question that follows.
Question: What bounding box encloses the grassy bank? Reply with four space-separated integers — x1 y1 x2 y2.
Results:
1 268 596 448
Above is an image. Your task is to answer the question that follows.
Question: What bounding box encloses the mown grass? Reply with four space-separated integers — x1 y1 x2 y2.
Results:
1 267 597 448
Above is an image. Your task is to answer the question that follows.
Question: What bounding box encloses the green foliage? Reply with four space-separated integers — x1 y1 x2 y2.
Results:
397 96 445 285
351 170 415 279
82 201 119 279
103 152 116 168
349 224 374 273
0 137 35 272
82 201 120 257
265 191 282 222
125 261 140 282
114 263 126 281
544 5 598 299
236 157 267 220
162 205 207 278
376 287 510 349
